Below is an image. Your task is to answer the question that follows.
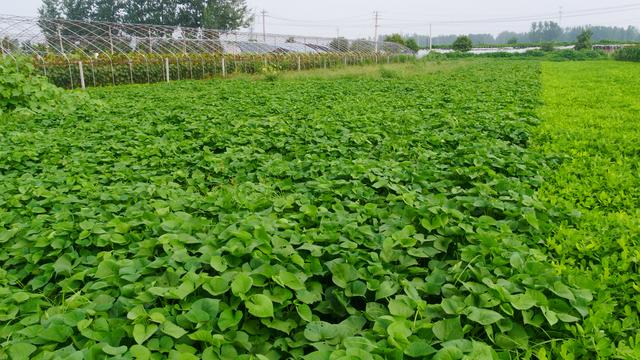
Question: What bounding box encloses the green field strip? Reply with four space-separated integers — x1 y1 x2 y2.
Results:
535 61 640 358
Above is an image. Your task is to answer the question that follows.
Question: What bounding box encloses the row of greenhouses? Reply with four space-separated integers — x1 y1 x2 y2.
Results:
0 15 414 88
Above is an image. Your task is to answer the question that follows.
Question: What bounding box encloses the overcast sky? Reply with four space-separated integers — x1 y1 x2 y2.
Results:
3 0 640 38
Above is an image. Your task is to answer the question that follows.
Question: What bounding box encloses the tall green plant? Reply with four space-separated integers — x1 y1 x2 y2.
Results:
0 57 63 113
452 36 473 52
575 29 593 50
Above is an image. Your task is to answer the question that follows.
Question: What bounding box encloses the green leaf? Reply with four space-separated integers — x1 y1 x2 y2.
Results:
38 324 73 342
404 341 437 357
523 209 539 230
185 299 220 323
218 308 242 331
304 321 336 342
467 307 503 325
8 343 37 360
297 303 313 322
102 344 128 356
510 293 537 311
432 317 463 341
161 321 188 339
210 256 228 272
388 298 415 318
203 276 230 296
245 294 274 318
550 282 575 301
130 345 151 360
433 346 464 360
231 273 253 296
133 324 158 344
387 320 412 347
275 270 306 291
375 280 399 300
329 263 359 288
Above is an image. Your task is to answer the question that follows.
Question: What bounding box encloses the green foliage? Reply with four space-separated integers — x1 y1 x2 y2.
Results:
0 57 69 114
548 49 606 61
0 57 90 114
34 53 415 89
261 64 280 82
452 36 473 52
536 61 640 358
575 29 594 51
379 66 399 79
404 38 420 52
530 21 563 42
0 60 594 358
540 43 555 52
202 0 253 30
384 34 405 46
507 37 518 45
613 46 640 62
39 0 253 30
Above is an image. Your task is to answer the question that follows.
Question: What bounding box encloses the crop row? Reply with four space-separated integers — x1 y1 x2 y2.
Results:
32 53 415 89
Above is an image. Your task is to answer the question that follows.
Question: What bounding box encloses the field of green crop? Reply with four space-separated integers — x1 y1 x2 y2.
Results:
535 61 640 358
0 59 638 359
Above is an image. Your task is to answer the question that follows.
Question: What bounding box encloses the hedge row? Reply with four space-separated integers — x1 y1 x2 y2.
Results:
613 47 640 62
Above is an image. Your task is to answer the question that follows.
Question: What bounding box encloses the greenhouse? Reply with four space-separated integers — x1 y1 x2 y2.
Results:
0 14 414 88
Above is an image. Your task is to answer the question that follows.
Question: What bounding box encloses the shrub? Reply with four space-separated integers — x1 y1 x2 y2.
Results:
549 49 606 61
384 34 405 46
404 38 420 52
261 64 280 81
540 43 555 52
614 47 640 62
575 29 593 51
452 36 473 52
0 57 64 114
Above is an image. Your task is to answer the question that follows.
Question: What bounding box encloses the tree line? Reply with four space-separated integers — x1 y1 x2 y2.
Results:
38 0 252 31
398 22 640 47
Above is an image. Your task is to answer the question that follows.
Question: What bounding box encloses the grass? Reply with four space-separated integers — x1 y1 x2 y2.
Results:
535 60 640 357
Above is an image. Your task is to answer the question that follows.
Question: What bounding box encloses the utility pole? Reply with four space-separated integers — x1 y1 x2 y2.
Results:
429 24 433 50
373 11 380 53
559 6 563 27
261 10 267 42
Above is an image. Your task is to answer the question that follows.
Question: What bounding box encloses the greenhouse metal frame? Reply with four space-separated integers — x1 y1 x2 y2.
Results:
0 14 414 88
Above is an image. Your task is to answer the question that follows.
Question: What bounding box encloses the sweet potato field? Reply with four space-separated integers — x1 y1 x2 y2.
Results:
0 60 637 359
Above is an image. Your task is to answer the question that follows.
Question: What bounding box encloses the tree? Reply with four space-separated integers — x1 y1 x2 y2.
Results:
405 38 419 52
575 29 593 50
384 34 405 46
38 0 62 19
507 37 518 45
452 36 473 52
529 21 562 42
38 0 253 30
60 0 94 20
202 0 253 30
329 37 349 52
92 0 124 22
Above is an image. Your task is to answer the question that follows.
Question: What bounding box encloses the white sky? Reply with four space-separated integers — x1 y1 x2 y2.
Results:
3 0 640 38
